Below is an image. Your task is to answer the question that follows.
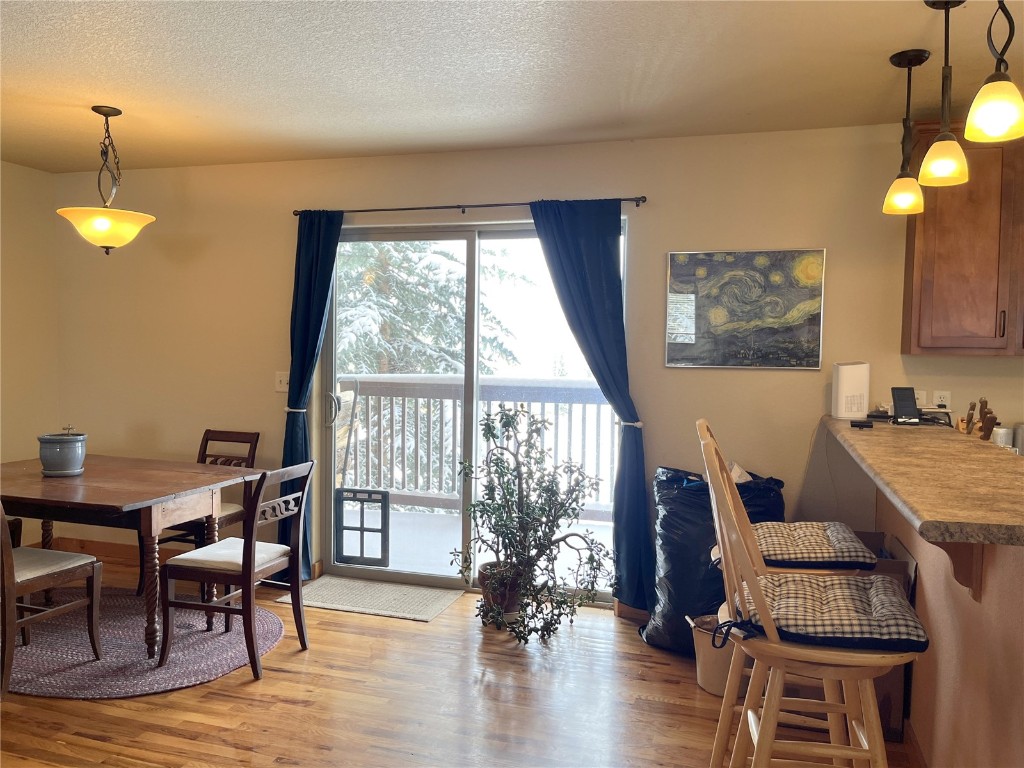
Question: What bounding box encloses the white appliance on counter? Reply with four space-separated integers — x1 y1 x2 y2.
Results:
831 361 869 420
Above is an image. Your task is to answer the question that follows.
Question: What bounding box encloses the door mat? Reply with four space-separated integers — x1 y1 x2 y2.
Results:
276 576 463 622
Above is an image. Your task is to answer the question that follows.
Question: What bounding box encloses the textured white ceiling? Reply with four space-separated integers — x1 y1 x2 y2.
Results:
1 0 1020 173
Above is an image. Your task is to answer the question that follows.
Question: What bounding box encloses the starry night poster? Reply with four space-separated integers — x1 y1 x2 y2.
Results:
665 249 824 369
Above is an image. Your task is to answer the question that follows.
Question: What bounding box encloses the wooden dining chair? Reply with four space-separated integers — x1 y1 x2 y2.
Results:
158 461 315 679
136 429 260 595
697 421 928 767
1 503 103 698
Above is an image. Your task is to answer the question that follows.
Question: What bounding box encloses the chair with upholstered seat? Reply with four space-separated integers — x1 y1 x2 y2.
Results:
158 461 314 679
703 421 877 575
135 429 259 595
1 503 102 698
697 420 928 767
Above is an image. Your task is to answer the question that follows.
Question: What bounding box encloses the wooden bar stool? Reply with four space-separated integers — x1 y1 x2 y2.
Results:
703 421 876 575
699 421 884 767
697 420 928 767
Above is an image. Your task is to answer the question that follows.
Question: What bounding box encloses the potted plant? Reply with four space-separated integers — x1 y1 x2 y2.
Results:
451 403 614 642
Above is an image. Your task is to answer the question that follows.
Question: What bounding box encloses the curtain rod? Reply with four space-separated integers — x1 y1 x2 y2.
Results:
292 196 647 216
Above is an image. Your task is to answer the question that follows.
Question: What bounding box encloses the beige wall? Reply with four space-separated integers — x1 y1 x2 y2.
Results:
1 162 60 457
1 163 60 544
2 125 1023 543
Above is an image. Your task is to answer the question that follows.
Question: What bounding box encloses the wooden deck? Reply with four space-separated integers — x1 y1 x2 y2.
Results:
0 548 923 767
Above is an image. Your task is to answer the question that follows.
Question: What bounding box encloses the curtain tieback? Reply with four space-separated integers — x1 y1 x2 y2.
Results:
285 407 307 413
620 420 643 428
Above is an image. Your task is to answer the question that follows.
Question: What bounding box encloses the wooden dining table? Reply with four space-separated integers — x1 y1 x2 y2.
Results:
0 454 261 658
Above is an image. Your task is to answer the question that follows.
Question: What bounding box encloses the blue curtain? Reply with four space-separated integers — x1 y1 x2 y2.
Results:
278 210 344 580
529 199 655 611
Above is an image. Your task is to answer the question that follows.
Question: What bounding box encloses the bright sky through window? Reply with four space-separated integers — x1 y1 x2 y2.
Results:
481 238 593 380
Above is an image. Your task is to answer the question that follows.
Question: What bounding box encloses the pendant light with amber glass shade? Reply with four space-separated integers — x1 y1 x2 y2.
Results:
918 0 970 187
883 49 931 215
57 106 155 254
965 0 1024 142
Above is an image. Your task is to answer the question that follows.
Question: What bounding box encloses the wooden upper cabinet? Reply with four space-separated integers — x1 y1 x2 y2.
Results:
902 122 1024 355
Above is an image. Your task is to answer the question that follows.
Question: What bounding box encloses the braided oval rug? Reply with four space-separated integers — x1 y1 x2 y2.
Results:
8 587 283 699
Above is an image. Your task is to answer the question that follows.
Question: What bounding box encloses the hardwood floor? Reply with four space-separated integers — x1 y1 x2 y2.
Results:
1 554 922 767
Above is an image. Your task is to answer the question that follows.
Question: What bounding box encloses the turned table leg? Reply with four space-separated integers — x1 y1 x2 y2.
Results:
142 533 159 658
205 515 219 631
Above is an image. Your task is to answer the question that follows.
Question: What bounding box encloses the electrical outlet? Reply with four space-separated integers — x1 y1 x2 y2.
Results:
274 371 290 393
934 390 951 408
914 390 926 406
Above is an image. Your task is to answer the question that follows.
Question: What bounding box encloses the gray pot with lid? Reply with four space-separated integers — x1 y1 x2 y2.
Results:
38 426 87 476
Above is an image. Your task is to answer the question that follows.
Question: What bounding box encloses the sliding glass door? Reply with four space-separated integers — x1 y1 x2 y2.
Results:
320 232 475 587
320 227 616 590
476 235 614 583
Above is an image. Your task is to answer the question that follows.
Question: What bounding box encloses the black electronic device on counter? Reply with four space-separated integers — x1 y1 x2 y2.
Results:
891 387 921 424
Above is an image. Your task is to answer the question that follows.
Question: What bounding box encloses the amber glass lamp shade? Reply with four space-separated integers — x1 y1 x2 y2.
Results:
57 206 156 253
965 76 1024 142
918 134 970 186
882 174 925 215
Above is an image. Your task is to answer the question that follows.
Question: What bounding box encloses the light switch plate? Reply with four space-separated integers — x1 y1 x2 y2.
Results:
914 390 926 405
274 371 289 393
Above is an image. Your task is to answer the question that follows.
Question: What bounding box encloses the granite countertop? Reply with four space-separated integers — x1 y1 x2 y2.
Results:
823 416 1024 546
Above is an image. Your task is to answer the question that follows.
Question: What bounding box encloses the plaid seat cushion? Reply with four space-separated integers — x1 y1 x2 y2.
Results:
742 572 929 653
753 521 877 570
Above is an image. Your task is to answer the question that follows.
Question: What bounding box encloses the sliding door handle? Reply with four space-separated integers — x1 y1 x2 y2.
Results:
325 392 340 426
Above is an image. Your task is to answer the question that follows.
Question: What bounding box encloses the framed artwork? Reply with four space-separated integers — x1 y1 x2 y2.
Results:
665 249 825 369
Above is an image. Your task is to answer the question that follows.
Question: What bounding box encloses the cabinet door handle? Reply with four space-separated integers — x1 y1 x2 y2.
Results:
999 310 1006 338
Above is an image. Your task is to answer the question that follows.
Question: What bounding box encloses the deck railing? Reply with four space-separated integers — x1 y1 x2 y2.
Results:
336 374 618 518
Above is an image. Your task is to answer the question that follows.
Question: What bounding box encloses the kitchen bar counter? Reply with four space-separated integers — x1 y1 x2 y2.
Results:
823 416 1023 546
822 415 1024 767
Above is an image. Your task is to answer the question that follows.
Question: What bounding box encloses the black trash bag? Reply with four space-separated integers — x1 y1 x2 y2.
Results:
640 465 785 656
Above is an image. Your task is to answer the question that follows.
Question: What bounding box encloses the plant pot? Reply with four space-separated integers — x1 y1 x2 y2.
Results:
478 561 524 624
38 431 87 477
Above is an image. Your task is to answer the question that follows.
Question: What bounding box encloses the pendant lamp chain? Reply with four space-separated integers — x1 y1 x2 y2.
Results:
986 0 1015 75
97 111 122 208
940 3 952 132
900 63 916 174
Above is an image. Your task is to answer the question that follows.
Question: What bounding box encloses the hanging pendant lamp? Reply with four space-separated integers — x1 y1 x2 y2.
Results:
919 0 970 186
56 106 155 254
883 49 931 215
965 0 1024 142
